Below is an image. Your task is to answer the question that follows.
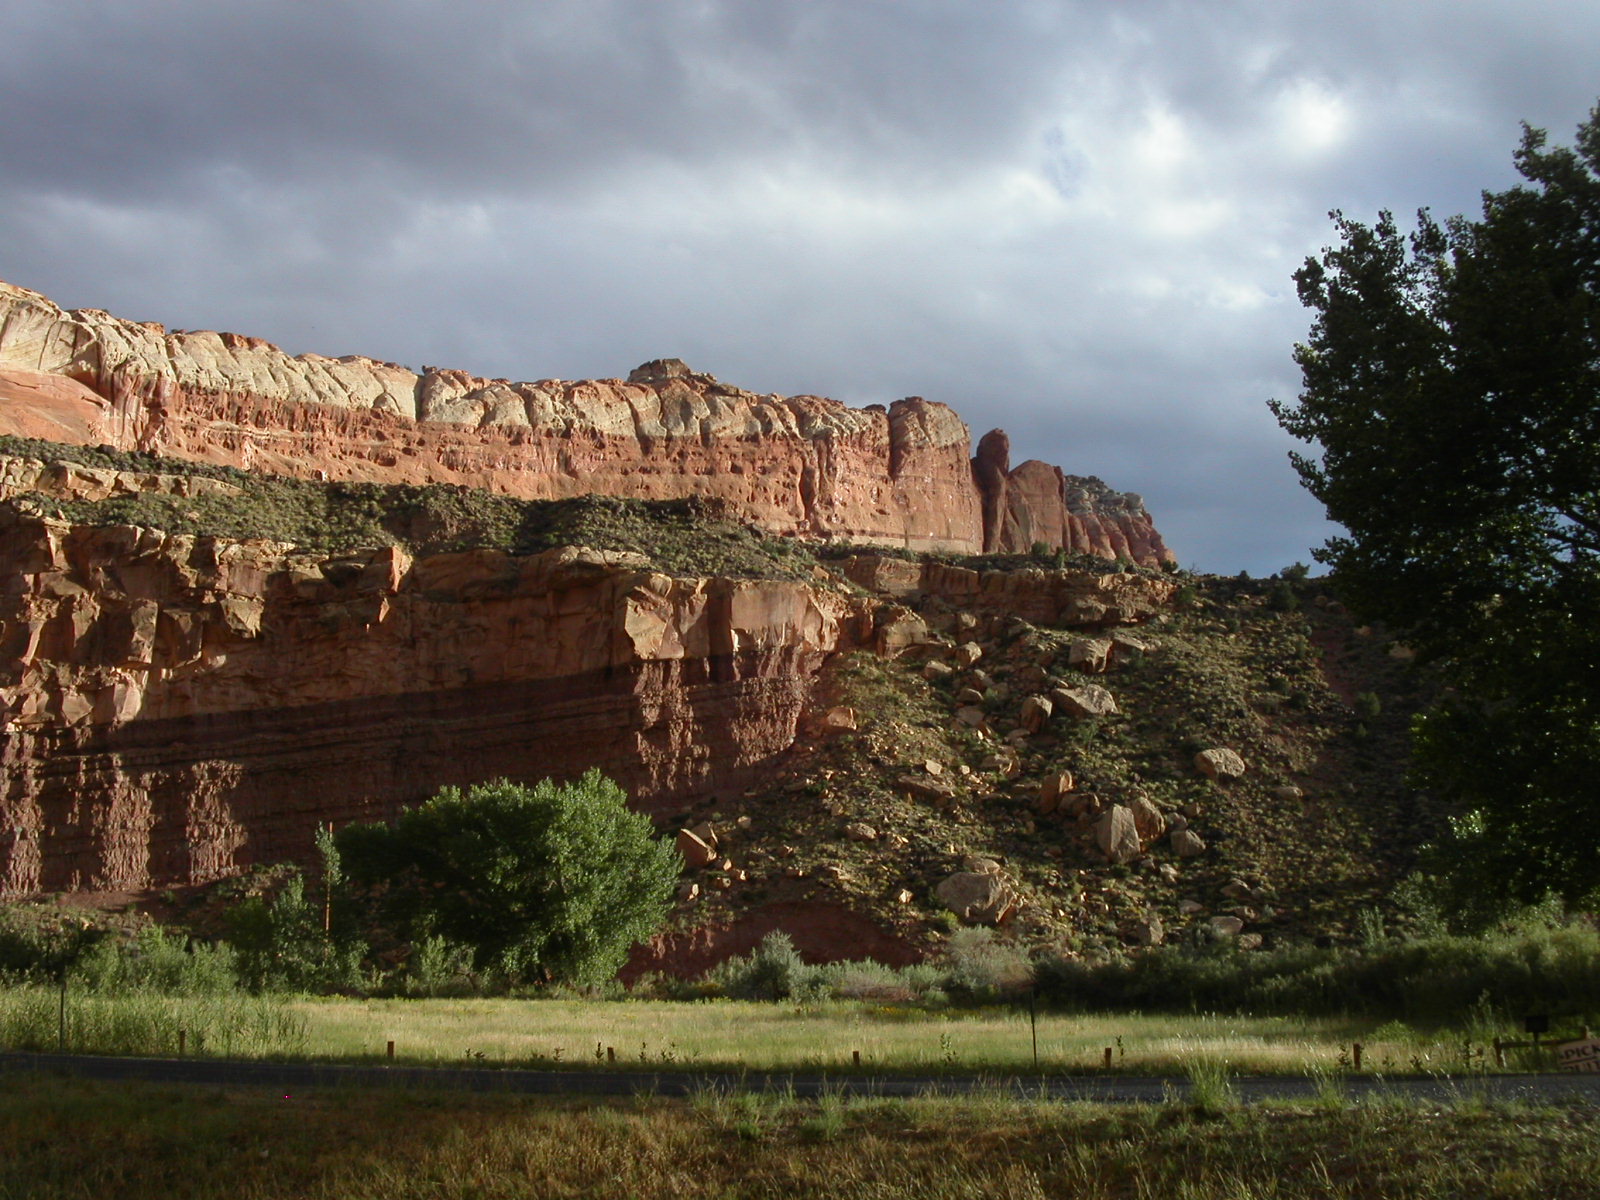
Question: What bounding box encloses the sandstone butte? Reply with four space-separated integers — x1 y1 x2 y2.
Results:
0 278 1172 564
0 276 1177 913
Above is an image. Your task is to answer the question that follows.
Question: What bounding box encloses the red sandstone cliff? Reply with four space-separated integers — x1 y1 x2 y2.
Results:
0 487 1176 895
0 280 1173 565
0 506 872 893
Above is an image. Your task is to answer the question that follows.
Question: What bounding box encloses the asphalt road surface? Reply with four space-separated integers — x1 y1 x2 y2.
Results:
5 1051 1600 1105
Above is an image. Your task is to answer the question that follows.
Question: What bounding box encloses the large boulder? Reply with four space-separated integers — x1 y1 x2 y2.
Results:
935 870 1016 925
1194 748 1247 780
1019 694 1054 733
1067 638 1113 674
1129 797 1168 844
1092 805 1142 865
675 828 717 869
1171 828 1207 858
1050 684 1119 718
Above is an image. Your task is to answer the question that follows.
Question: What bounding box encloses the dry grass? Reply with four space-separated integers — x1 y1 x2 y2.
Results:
284 997 1405 1075
2 1074 1594 1200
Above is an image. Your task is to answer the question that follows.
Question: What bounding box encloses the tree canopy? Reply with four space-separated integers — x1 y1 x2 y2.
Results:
1272 107 1600 912
337 771 679 985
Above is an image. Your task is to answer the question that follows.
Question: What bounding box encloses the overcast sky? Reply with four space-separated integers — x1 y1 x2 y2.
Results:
2 1 1595 572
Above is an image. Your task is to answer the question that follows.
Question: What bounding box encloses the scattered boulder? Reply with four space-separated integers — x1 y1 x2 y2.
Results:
844 822 878 842
954 641 985 668
1171 828 1207 858
1129 797 1168 844
1209 915 1245 938
898 775 959 806
955 706 988 728
1194 748 1247 780
923 659 955 683
961 855 1004 875
1132 914 1165 946
1020 694 1054 733
1093 805 1141 865
1067 637 1113 673
875 610 930 657
955 687 985 705
1237 933 1264 951
1270 785 1304 802
935 870 1016 925
675 828 717 869
1050 684 1119 718
1015 664 1053 691
1110 630 1152 656
816 706 857 734
1039 770 1074 805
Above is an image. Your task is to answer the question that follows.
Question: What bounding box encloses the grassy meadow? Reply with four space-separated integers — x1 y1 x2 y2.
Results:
4 1073 1595 1200
0 989 1548 1076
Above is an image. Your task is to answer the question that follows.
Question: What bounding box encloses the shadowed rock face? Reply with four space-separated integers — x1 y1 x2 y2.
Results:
0 279 1172 565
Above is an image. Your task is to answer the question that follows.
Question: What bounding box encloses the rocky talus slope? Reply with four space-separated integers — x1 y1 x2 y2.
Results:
0 279 1171 563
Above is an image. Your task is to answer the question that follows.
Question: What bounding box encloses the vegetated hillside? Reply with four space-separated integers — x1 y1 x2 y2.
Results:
0 434 819 579
639 566 1441 972
0 434 1439 964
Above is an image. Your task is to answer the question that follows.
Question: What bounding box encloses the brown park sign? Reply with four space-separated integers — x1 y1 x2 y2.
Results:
1555 1037 1600 1073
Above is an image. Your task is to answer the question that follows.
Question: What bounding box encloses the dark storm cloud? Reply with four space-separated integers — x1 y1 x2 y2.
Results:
2 1 1597 571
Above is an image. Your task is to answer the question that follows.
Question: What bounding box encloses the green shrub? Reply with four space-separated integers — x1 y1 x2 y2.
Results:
1033 923 1600 1023
405 935 479 998
941 928 1029 1000
73 927 238 996
225 874 363 993
338 772 678 986
713 933 814 1001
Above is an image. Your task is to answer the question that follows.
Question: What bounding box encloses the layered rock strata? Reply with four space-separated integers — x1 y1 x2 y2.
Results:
0 280 1172 564
0 502 1176 896
0 508 872 894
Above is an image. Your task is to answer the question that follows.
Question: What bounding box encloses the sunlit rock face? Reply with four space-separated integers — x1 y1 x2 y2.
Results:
0 279 1172 564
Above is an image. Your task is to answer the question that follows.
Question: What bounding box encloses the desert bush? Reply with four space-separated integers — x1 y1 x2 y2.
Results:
940 928 1030 1000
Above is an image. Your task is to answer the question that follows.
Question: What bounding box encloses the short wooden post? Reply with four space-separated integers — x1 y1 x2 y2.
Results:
1494 1038 1505 1068
386 1040 395 1061
1352 1042 1363 1071
178 1029 187 1057
1103 1046 1113 1070
607 1045 616 1063
852 1049 861 1068
1029 987 1039 1070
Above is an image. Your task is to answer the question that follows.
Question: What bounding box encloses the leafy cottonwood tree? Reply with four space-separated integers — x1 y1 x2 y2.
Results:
1272 108 1600 911
338 771 679 985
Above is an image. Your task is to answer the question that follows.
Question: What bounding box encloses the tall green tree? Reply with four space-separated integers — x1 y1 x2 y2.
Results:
1272 107 1600 910
338 771 679 985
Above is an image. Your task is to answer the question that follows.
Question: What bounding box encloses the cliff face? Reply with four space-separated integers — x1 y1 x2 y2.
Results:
0 280 1172 564
0 507 871 893
0 483 1180 895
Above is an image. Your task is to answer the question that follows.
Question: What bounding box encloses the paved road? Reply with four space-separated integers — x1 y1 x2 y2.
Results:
5 1051 1600 1105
